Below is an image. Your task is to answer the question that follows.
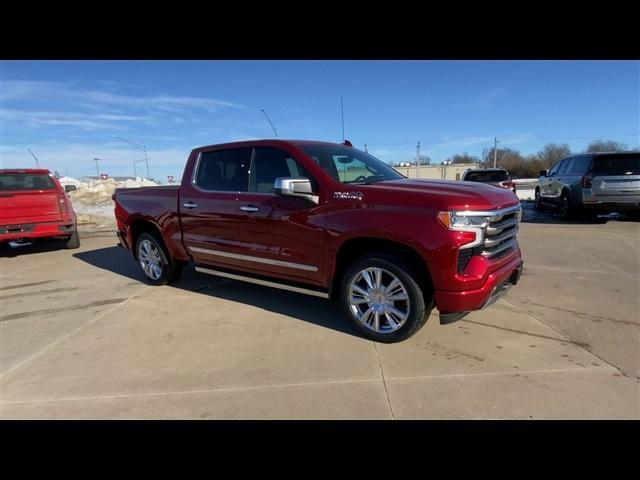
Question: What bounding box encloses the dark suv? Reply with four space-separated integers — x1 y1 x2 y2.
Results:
535 152 640 219
461 168 516 193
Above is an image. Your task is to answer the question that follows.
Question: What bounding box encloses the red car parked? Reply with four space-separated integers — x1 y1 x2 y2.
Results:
114 140 523 342
0 169 80 249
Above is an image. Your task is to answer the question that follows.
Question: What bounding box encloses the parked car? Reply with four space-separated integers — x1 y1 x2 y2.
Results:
113 140 523 343
535 152 640 219
461 168 516 193
0 169 80 249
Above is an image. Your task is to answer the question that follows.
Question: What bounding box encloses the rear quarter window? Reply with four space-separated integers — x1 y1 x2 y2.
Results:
0 173 56 191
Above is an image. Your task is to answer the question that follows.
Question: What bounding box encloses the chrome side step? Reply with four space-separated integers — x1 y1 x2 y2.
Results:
195 266 330 299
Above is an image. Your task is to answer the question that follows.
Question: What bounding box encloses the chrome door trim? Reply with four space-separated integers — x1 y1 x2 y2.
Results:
188 246 319 272
195 266 329 299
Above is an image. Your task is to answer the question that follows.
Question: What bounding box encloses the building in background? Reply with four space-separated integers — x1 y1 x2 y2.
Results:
393 163 480 181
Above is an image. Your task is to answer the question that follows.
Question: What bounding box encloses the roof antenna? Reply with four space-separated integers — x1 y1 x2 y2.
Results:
341 96 345 142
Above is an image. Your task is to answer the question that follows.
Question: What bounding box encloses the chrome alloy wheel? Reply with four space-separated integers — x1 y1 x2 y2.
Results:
348 267 410 333
138 239 163 280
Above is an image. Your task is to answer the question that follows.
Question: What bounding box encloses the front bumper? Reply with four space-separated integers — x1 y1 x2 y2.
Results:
436 255 523 323
0 222 75 242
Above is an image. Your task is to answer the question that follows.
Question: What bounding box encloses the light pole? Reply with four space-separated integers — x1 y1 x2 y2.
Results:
132 158 146 178
93 158 101 177
260 109 278 137
27 148 40 168
113 136 150 179
442 160 451 180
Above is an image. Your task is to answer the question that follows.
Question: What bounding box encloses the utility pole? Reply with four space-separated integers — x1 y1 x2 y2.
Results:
416 141 421 178
132 159 137 179
26 148 40 168
260 109 278 137
493 137 499 168
364 144 368 153
340 96 345 142
93 158 100 177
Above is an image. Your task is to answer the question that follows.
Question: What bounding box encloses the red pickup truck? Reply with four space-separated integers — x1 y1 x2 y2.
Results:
114 140 523 342
1 169 80 249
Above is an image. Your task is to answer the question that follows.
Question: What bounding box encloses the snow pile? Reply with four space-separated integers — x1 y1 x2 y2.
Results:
61 177 160 231
513 179 537 202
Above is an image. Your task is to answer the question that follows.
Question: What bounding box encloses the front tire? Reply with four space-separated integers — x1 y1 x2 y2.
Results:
559 192 575 220
534 188 543 210
135 232 181 285
340 253 433 343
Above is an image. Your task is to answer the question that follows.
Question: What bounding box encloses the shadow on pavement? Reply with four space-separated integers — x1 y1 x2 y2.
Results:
73 246 362 339
0 238 69 258
520 201 637 225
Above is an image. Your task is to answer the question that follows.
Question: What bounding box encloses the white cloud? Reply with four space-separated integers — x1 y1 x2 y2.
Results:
1 109 154 130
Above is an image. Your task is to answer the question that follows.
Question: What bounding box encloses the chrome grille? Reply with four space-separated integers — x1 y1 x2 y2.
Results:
481 207 520 258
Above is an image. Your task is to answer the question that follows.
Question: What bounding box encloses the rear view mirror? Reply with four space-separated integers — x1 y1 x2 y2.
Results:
539 170 548 177
274 177 318 205
65 184 77 193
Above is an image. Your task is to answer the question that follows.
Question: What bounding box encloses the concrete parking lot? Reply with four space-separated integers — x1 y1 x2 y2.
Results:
1 204 639 419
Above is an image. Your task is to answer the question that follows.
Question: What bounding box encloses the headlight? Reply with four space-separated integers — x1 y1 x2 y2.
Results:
437 211 490 230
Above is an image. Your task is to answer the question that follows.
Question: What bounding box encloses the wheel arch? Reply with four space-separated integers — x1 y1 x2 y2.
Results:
330 236 434 301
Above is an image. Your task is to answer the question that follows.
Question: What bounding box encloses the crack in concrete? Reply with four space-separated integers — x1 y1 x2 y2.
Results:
520 300 639 327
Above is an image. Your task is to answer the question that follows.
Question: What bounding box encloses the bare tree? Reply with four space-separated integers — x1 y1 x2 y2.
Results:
536 143 571 169
585 139 628 153
446 153 481 164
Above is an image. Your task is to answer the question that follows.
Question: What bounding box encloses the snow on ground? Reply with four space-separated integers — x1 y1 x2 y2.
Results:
513 178 537 201
60 177 160 232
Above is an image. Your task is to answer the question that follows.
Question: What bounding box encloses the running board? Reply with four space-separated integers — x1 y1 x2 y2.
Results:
195 266 330 299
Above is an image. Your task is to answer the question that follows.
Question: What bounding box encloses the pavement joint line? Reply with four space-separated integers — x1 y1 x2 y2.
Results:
523 265 639 279
0 366 619 407
385 366 617 382
0 286 151 382
372 342 395 420
501 297 636 380
0 377 384 405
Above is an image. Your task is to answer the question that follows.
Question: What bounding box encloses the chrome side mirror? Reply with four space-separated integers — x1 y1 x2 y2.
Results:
274 177 318 205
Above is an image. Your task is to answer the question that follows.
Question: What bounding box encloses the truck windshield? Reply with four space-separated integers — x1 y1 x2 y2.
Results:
0 173 56 191
592 154 640 175
297 144 404 184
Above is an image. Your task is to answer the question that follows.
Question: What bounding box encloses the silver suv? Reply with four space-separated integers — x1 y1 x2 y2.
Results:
535 152 640 219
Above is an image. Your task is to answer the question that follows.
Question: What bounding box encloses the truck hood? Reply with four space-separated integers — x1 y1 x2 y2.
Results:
366 179 520 210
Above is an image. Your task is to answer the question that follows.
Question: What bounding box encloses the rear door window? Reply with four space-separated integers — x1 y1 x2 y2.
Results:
592 154 640 175
0 173 56 191
195 149 247 192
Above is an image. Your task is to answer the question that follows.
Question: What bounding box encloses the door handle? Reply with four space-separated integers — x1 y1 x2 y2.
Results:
240 205 259 213
183 201 198 209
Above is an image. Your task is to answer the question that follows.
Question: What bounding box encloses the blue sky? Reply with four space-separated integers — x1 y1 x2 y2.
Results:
1 60 638 181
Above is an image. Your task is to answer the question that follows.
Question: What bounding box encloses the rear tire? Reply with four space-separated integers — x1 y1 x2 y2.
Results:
339 252 433 343
559 192 575 220
64 228 81 249
135 232 182 285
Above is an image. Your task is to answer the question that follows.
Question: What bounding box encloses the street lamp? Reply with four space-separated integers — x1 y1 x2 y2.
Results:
27 148 40 168
132 158 146 178
260 109 278 137
93 158 101 177
113 136 150 179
